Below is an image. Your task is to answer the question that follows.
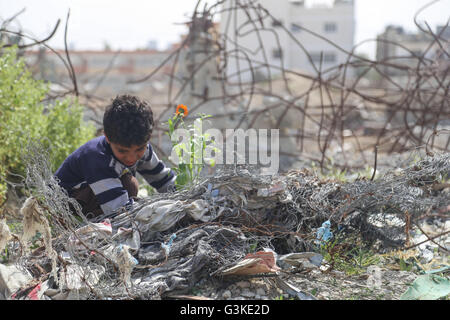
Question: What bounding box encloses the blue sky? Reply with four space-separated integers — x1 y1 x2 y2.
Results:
0 0 448 58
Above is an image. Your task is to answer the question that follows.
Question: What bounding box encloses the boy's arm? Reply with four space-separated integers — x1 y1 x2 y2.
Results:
137 145 176 193
82 159 131 215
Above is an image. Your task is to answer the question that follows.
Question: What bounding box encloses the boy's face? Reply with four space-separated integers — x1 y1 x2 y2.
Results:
105 136 147 167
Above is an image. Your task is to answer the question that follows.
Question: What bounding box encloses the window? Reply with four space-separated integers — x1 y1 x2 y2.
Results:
290 0 304 6
324 22 337 33
310 53 322 63
324 52 337 63
272 48 283 59
310 52 337 64
272 19 283 28
411 50 422 57
290 23 302 33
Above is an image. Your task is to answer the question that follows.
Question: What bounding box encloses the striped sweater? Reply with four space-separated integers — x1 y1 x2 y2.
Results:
55 136 176 214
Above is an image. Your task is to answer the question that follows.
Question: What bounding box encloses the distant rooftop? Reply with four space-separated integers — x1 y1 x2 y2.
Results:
289 0 353 8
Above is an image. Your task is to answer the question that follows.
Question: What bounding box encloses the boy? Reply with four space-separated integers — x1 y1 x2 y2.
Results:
55 94 176 218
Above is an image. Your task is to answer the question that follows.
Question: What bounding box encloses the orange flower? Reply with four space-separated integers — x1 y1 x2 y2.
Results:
176 104 188 117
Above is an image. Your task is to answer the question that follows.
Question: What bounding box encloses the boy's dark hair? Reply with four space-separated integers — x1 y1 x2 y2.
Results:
103 94 153 146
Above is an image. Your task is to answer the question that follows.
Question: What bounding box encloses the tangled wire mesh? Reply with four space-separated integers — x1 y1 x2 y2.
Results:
8 139 447 299
0 0 449 300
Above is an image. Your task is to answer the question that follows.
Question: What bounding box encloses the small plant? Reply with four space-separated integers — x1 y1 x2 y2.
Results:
320 234 380 276
166 104 220 189
311 159 377 182
248 241 259 253
1 248 8 263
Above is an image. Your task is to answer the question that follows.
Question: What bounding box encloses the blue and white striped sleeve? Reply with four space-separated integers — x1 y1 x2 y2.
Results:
137 145 176 193
82 159 130 215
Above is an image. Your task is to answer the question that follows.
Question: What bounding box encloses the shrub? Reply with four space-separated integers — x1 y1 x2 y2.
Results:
0 45 95 204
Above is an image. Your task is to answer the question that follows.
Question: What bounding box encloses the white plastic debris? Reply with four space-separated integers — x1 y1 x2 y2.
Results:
20 197 58 285
135 199 185 232
0 219 12 252
68 219 113 251
20 197 52 250
187 199 214 222
115 244 138 285
161 233 177 256
0 264 33 299
59 264 105 291
278 252 323 269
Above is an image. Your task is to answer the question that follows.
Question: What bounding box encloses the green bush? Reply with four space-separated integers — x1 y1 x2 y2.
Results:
0 45 95 204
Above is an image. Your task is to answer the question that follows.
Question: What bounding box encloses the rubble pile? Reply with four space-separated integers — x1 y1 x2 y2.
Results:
0 150 449 300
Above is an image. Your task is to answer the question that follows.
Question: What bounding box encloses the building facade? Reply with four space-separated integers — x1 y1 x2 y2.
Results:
24 49 171 101
220 0 355 81
376 25 450 77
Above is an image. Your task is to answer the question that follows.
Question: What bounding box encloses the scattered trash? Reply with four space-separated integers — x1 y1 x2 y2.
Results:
222 250 280 276
272 277 317 300
20 197 54 255
207 183 219 198
400 274 450 300
27 282 48 300
316 220 333 244
278 252 323 269
161 233 177 256
420 248 434 264
0 264 33 299
425 266 450 274
68 219 113 251
115 245 138 285
59 264 105 291
134 199 185 232
0 219 12 252
257 182 285 197
186 199 213 222
5 149 448 300
19 197 59 284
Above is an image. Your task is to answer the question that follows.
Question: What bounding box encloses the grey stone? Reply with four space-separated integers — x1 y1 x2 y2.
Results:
240 289 255 298
222 290 232 299
236 280 251 289
51 290 70 300
421 248 434 263
256 287 266 296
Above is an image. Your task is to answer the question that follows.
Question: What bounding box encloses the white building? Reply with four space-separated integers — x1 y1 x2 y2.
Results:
220 0 355 81
376 25 450 77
